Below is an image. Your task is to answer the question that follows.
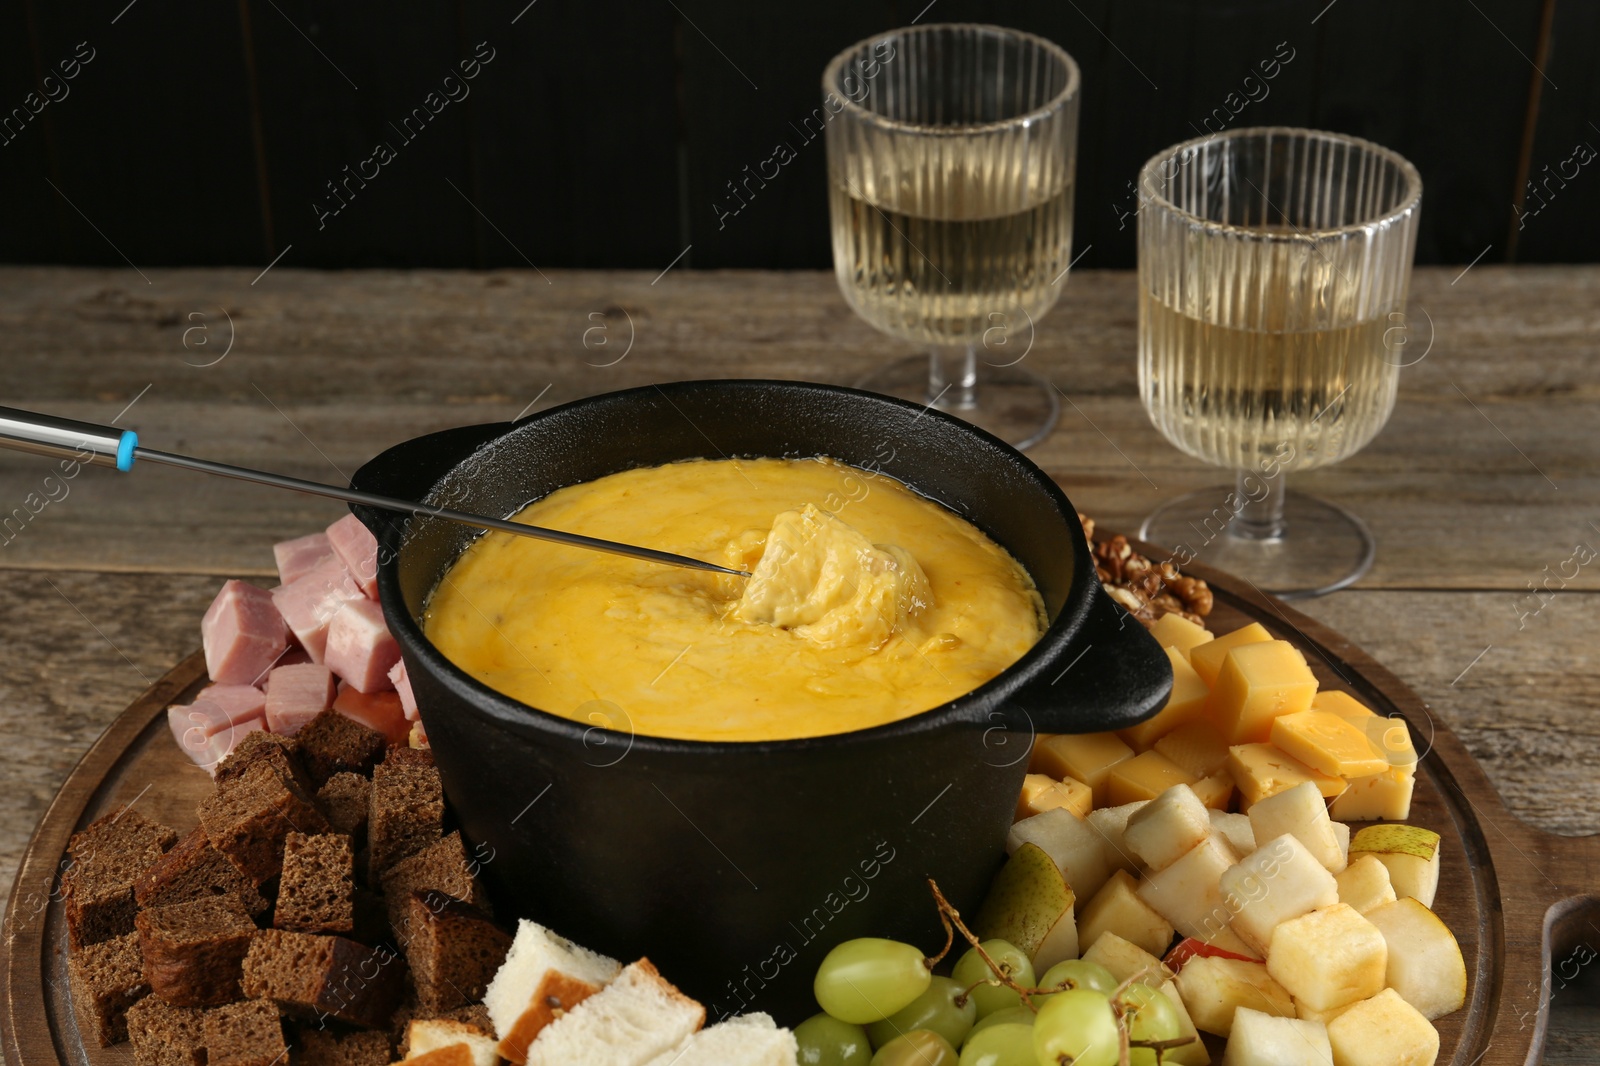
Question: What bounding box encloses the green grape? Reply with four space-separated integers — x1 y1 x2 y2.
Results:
866 976 976 1049
1116 982 1183 1066
962 1005 1033 1044
795 1012 873 1066
1033 988 1119 1066
956 1021 1037 1066
814 938 932 1025
950 940 1036 1018
1035 959 1118 1002
870 1029 959 1066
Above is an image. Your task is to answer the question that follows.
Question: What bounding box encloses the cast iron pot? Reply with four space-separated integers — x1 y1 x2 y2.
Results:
351 379 1171 1024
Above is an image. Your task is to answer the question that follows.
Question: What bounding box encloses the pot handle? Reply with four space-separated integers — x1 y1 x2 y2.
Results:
347 421 512 538
1002 586 1174 735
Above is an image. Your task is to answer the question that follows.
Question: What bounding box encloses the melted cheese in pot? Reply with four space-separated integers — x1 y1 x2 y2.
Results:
421 457 1045 742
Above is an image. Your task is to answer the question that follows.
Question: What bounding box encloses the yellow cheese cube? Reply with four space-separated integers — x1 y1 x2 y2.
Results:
1328 766 1415 821
1154 720 1232 778
1227 744 1347 807
1207 640 1319 745
1017 773 1094 821
1150 613 1214 662
1314 692 1420 773
1191 771 1235 810
1105 751 1197 807
1271 710 1390 779
1119 648 1211 750
1031 733 1134 807
1188 622 1273 687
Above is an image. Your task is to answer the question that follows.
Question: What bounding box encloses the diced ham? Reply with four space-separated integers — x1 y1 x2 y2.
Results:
270 555 364 662
324 598 400 694
167 705 212 764
203 716 267 774
388 660 419 721
326 514 380 599
264 662 337 736
192 684 267 723
202 581 290 686
273 531 334 586
333 682 409 745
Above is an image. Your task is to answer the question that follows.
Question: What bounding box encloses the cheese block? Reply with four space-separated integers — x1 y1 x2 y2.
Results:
1207 641 1319 745
1328 766 1415 822
1191 771 1235 811
1031 733 1134 808
1311 691 1418 772
1119 648 1211 750
1189 623 1273 687
1227 744 1347 807
1150 613 1214 662
1106 751 1197 807
1270 710 1390 779
1017 773 1094 821
1155 721 1233 779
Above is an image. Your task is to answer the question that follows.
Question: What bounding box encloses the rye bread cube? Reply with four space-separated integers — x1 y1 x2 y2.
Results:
125 995 206 1066
367 749 444 882
135 895 258 1007
199 760 331 885
296 709 386 787
63 807 180 950
135 826 270 918
243 928 405 1029
317 772 371 844
379 832 489 939
399 890 512 1014
292 1026 393 1066
67 931 149 1045
215 729 317 795
204 998 289 1066
275 832 355 934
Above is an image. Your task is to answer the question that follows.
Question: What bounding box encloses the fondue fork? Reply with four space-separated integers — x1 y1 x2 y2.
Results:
0 405 751 578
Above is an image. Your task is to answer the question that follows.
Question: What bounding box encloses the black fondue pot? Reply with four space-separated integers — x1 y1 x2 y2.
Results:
351 379 1171 1023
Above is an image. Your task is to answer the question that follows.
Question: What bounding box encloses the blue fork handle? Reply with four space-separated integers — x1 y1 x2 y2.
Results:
0 405 137 470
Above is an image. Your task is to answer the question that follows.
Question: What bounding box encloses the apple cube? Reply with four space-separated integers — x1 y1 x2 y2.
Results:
1174 956 1294 1037
1220 1007 1332 1066
1008 808 1114 901
1107 750 1197 807
1335 854 1397 915
1125 784 1213 872
1030 732 1133 807
1329 767 1416 822
1325 989 1439 1066
1363 897 1466 1020
1209 811 1257 858
1248 781 1346 873
1156 720 1233 779
1220 834 1339 955
974 842 1080 971
1348 826 1441 908
1120 647 1211 750
1228 744 1347 807
1266 904 1387 1012
1207 640 1319 745
1138 835 1239 944
1077 869 1174 959
1085 801 1149 876
1271 710 1389 779
1016 772 1093 821
1150 613 1214 662
1189 622 1273 688
1192 771 1236 810
1081 931 1172 987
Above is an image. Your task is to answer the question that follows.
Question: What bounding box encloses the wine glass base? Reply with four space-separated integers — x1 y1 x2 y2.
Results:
853 356 1061 450
1138 488 1376 600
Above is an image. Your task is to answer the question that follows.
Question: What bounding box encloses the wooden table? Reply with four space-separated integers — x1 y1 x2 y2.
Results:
1 265 1596 1058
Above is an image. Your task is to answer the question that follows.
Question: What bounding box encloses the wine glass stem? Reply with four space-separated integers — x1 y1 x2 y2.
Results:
1229 467 1288 541
928 345 979 410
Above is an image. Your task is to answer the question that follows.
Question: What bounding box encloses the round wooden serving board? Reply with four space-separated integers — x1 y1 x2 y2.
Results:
3 543 1596 1066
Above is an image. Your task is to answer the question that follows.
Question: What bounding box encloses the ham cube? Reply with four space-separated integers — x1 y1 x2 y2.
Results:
326 514 380 599
271 555 364 661
204 716 266 773
273 531 334 586
389 660 419 721
202 581 290 686
333 682 409 745
324 598 399 694
264 662 337 736
193 684 267 723
167 705 213 764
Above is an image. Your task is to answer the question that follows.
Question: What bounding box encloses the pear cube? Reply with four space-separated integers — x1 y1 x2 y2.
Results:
1159 980 1213 1066
1081 930 1172 988
1348 826 1441 908
1085 801 1149 876
1173 956 1294 1037
1220 834 1339 954
1325 988 1439 1066
1335 854 1397 915
974 842 1080 971
1296 999 1358 1026
1138 835 1239 944
1266 904 1387 1012
1076 869 1174 959
1209 810 1257 858
1007 807 1113 901
1125 784 1213 872
1220 1007 1332 1066
1363 897 1466 1020
1248 781 1346 873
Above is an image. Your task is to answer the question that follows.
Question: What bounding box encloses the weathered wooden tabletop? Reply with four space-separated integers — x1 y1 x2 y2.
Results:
1 265 1596 1057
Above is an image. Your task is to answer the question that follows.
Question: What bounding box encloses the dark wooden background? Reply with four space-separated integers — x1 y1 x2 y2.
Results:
2 0 1594 272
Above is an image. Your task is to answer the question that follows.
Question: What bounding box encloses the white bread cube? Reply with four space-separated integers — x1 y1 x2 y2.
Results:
1125 784 1213 872
1247 781 1345 873
1086 801 1149 875
1266 904 1387 1012
1335 854 1397 915
643 1012 798 1066
526 959 705 1066
1137 835 1239 944
1326 988 1439 1066
1220 1007 1332 1066
1220 834 1338 955
1077 869 1175 959
407 1020 499 1066
485 920 623 1062
1363 898 1467 1020
1173 956 1294 1037
1008 807 1114 899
